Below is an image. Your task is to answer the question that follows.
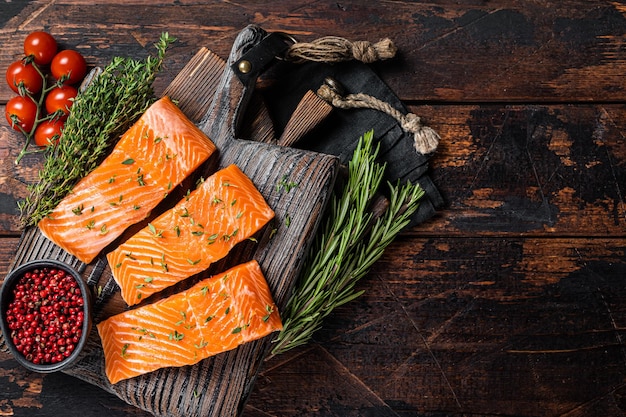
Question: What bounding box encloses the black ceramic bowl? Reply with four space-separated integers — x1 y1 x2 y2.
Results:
0 259 92 373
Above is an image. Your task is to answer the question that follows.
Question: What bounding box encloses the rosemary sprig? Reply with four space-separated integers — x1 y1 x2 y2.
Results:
18 33 176 227
270 130 425 356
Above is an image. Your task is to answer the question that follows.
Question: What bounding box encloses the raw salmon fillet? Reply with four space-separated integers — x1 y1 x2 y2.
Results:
106 164 275 306
96 260 282 384
38 96 216 264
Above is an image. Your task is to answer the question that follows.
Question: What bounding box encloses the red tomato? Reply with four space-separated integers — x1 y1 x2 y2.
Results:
50 50 87 84
5 60 43 94
34 119 64 147
5 96 38 133
24 31 58 66
45 85 78 118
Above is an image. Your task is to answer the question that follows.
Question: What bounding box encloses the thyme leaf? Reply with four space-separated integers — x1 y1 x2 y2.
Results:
19 32 176 227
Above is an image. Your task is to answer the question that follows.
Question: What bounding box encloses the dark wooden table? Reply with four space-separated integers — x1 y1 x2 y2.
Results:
1 2 625 416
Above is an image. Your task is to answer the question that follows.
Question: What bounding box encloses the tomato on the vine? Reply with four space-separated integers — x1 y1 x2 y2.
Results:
45 85 78 118
5 60 43 94
6 31 89 162
50 50 87 85
5 96 38 133
34 119 64 147
23 31 58 66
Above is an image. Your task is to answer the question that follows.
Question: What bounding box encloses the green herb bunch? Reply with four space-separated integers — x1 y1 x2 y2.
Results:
19 33 176 227
271 130 425 356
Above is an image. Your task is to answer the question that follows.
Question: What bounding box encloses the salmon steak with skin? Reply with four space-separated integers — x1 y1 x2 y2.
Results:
96 260 282 384
106 164 275 306
38 97 216 264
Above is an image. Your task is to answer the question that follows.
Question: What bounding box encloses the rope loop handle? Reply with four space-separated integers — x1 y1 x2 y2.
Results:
317 82 440 155
285 36 397 64
279 33 440 154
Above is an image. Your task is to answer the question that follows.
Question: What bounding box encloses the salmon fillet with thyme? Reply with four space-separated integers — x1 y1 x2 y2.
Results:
96 260 282 384
106 164 275 306
38 96 216 264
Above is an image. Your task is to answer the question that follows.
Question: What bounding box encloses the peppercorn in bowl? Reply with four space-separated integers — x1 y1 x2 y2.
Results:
0 259 93 373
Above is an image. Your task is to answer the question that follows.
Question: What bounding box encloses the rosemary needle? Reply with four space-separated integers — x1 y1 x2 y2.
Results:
19 33 176 227
270 130 425 356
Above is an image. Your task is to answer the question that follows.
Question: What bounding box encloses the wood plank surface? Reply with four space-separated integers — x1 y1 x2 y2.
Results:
247 237 626 417
2 235 624 416
1 1 625 416
2 1 626 103
2 27 340 417
412 104 626 236
3 104 624 236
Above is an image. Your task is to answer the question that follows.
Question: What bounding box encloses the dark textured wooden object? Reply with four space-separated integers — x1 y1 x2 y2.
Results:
1 25 339 417
2 2 626 104
1 2 625 417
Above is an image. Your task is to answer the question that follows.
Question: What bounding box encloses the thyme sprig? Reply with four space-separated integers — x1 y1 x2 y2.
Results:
270 130 425 356
19 33 176 227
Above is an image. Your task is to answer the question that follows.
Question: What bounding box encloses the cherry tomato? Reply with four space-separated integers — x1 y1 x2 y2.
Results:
34 119 64 147
5 60 43 94
24 31 58 66
50 50 87 84
45 85 78 118
5 96 38 133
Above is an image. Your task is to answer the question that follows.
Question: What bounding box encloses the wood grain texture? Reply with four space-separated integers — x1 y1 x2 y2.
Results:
4 104 623 236
1 235 625 416
413 104 626 236
0 349 151 417
1 26 339 417
1 1 626 417
247 237 626 417
2 1 626 103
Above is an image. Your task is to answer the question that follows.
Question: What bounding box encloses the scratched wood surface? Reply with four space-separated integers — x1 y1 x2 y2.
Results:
1 1 626 417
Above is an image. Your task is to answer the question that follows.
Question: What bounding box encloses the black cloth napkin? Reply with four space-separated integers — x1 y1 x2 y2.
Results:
260 60 444 227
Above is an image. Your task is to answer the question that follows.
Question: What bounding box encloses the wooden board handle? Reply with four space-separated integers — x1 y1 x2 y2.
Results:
200 25 278 149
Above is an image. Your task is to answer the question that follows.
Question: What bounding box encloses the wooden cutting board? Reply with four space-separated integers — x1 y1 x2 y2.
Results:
3 25 339 417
